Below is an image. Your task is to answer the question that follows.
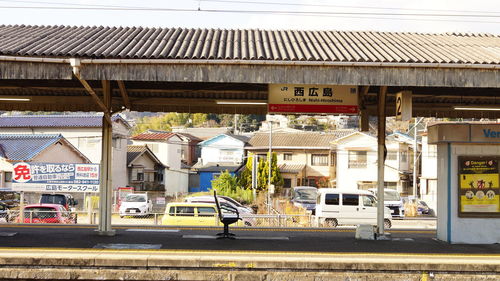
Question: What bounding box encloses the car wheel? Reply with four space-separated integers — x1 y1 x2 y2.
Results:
384 219 392 229
324 218 338 228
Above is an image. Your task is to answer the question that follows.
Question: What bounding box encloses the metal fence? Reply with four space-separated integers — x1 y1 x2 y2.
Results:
3 210 313 228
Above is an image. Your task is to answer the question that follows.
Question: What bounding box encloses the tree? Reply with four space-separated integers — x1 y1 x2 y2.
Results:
238 152 283 192
212 170 253 204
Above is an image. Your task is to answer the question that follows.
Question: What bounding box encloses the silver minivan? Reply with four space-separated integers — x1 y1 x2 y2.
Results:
315 189 392 228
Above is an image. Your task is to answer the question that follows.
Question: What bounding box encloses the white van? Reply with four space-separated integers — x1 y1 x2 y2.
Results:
368 188 405 218
315 189 393 228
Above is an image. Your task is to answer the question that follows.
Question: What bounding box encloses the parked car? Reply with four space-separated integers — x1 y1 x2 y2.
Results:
291 186 317 213
19 204 76 224
368 188 405 218
417 200 430 215
119 193 153 218
161 202 245 227
315 189 392 228
40 193 78 211
184 195 254 226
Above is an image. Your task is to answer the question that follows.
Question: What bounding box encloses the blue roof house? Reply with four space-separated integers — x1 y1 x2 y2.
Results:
190 134 248 192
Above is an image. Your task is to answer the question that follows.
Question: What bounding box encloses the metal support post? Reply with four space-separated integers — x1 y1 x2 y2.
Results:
377 86 387 238
268 120 272 214
251 154 257 200
97 80 115 236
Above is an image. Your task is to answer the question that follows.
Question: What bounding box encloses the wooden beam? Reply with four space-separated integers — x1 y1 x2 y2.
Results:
117 80 131 110
359 86 370 132
74 73 112 123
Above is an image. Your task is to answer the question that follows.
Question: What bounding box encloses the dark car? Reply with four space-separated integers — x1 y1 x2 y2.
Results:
40 193 78 211
417 200 430 215
291 186 317 213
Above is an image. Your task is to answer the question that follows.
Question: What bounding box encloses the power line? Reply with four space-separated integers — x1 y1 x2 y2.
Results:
0 6 500 18
199 0 500 15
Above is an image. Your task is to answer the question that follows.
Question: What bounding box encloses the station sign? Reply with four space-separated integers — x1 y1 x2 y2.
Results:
268 84 358 114
458 156 500 217
11 162 100 192
395 91 412 121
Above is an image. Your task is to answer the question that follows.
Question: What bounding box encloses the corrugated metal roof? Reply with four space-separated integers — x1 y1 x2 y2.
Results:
248 130 356 148
0 25 498 64
278 163 305 174
0 115 129 128
0 134 62 161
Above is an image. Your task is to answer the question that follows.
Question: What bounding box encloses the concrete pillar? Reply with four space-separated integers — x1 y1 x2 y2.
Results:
97 80 115 236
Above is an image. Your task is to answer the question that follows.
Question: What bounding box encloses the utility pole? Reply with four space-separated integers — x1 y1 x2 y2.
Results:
268 120 272 214
413 117 423 198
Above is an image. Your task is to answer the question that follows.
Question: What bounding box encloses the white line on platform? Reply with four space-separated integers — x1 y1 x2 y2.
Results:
182 235 289 240
125 229 180 233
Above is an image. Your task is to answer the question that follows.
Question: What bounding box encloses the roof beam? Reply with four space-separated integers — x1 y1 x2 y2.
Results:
117 80 131 110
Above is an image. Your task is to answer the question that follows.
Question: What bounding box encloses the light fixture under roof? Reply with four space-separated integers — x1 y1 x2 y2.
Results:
0 97 31 102
454 106 500 111
216 100 267 105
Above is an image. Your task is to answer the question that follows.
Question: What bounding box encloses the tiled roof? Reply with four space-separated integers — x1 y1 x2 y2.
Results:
172 127 232 140
127 145 164 167
132 132 176 141
248 130 356 149
0 134 63 161
193 162 242 172
0 115 129 128
1 25 498 64
278 163 306 174
176 133 203 142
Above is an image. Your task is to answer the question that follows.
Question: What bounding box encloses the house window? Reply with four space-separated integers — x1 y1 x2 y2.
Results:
400 151 407 162
4 172 12 182
284 153 293 161
112 138 122 149
283 178 292 188
387 151 397 160
311 154 328 166
330 153 336 166
132 168 144 181
348 151 367 168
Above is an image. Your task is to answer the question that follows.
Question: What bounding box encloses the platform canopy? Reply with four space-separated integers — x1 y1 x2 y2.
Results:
0 25 499 117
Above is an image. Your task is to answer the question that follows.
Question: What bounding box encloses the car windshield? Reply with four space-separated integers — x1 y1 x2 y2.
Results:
125 194 146 202
295 189 317 200
40 195 65 205
384 190 401 201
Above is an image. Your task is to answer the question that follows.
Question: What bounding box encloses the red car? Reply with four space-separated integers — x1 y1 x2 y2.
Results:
19 204 76 224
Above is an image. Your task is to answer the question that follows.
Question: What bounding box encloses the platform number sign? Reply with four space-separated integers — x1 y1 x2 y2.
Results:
395 91 412 121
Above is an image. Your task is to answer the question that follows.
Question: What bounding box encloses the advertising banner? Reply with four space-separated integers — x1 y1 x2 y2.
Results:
11 162 100 192
268 84 358 114
458 157 500 217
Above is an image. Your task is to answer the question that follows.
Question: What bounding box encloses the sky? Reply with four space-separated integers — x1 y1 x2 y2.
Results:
0 0 498 34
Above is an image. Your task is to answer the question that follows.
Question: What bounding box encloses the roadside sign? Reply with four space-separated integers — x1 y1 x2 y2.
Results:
396 91 412 121
268 84 358 114
11 162 100 192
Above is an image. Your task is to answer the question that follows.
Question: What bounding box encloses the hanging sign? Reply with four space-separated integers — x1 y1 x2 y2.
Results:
268 84 358 114
458 156 500 217
11 162 100 192
395 91 412 121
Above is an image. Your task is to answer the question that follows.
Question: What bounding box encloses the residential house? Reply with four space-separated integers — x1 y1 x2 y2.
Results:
419 133 437 211
332 131 414 194
172 127 232 140
190 134 249 192
191 163 242 192
131 131 189 195
0 115 130 190
0 134 90 203
246 131 355 188
126 145 165 191
197 134 249 165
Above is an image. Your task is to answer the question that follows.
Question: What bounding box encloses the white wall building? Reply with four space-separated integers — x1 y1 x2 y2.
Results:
131 132 189 195
420 134 438 211
197 134 249 165
333 132 410 193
